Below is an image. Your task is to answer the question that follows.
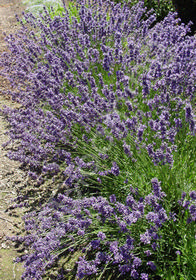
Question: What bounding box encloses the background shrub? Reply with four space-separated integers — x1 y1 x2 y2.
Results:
111 0 175 26
171 0 196 35
22 0 65 16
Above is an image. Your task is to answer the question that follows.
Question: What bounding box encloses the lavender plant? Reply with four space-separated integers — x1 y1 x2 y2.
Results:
0 0 196 278
10 179 196 279
1 0 196 200
113 0 175 26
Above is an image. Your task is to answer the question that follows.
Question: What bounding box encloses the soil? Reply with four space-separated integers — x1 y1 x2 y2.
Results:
0 0 28 279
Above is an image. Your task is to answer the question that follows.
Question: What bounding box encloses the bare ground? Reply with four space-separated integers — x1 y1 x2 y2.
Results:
0 0 28 279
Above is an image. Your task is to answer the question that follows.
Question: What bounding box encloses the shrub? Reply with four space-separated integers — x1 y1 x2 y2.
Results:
1 0 196 278
171 0 196 35
11 179 196 279
1 0 196 199
22 0 65 16
111 0 175 26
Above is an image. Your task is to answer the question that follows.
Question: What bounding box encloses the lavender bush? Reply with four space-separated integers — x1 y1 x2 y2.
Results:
10 179 196 279
113 0 175 26
0 0 196 278
1 0 196 197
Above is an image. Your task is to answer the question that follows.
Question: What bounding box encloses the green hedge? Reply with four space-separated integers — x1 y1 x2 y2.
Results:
112 0 175 24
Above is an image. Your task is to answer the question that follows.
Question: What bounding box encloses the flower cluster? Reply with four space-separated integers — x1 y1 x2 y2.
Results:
1 1 196 279
178 190 196 223
1 0 196 190
11 178 196 279
11 178 171 279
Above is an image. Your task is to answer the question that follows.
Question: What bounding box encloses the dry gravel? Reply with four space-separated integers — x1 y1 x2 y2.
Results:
0 0 28 278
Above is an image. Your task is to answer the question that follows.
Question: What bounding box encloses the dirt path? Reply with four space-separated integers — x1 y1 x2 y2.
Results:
0 1 27 279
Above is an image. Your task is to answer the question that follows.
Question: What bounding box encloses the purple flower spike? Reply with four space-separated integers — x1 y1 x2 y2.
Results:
110 194 116 203
97 231 106 240
190 191 196 200
132 257 142 268
91 239 100 249
131 269 139 279
185 103 193 122
151 178 166 198
110 162 120 176
140 273 149 280
77 257 97 279
147 261 156 271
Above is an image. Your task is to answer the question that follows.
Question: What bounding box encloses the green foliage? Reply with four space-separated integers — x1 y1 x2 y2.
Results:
112 0 176 24
23 0 175 23
156 210 196 279
22 0 65 17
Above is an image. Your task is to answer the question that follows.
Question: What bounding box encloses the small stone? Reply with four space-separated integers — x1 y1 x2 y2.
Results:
1 243 7 249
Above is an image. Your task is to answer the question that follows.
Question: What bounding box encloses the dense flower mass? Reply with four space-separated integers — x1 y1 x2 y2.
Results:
1 0 196 189
1 0 196 279
8 179 170 279
10 179 195 279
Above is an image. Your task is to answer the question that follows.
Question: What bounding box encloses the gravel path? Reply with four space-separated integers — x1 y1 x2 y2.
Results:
0 1 27 278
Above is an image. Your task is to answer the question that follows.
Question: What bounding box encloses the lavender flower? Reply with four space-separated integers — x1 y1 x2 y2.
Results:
140 273 149 280
10 176 196 279
109 194 116 203
190 191 196 200
147 261 156 271
2 0 196 279
97 231 106 240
